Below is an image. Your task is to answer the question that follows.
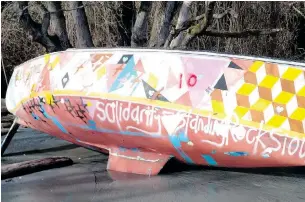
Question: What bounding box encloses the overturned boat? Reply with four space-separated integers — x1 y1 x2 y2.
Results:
5 48 305 175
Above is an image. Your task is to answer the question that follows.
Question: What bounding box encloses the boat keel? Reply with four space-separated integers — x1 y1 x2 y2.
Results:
107 147 171 175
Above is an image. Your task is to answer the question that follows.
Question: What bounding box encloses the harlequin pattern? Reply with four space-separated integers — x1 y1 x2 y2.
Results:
210 61 305 133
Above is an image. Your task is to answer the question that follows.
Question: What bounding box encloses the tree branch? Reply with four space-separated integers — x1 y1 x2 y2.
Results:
164 7 237 48
165 1 192 48
178 1 216 48
291 4 305 19
202 28 283 38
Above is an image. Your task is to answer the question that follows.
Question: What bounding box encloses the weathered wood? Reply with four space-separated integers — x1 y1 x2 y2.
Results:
2 157 73 180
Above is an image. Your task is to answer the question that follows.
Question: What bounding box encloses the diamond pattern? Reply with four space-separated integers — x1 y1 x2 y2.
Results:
9 51 305 135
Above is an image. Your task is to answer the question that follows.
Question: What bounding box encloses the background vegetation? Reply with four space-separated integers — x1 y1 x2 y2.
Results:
1 1 305 98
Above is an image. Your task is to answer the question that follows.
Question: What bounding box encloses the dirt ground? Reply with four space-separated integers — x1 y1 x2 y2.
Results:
1 128 305 202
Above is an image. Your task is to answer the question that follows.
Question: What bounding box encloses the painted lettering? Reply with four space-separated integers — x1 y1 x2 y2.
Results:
179 73 198 88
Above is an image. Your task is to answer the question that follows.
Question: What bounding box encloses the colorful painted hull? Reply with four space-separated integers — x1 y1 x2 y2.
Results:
6 48 305 175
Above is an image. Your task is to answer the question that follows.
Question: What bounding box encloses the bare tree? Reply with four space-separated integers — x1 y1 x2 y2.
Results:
45 2 71 49
13 1 290 52
131 1 152 47
17 1 63 52
162 1 283 49
117 1 135 47
148 1 179 47
69 1 94 48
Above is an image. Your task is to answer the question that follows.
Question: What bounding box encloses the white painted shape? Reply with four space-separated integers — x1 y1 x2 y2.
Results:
294 73 305 92
161 113 185 135
223 90 237 115
90 77 108 94
249 87 259 106
278 64 289 76
281 119 290 131
130 81 147 98
230 77 245 92
256 63 266 84
286 95 298 116
263 103 274 123
141 56 170 90
271 80 282 100
197 95 213 111
243 111 252 121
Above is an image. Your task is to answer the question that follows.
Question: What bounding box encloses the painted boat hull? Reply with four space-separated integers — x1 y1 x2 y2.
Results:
6 48 305 175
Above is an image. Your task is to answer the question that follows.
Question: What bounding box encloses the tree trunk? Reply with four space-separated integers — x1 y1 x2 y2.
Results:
70 1 94 48
167 1 192 48
117 1 135 47
178 1 216 49
267 2 277 57
46 2 72 50
131 1 152 47
17 1 62 52
295 2 305 60
149 1 179 47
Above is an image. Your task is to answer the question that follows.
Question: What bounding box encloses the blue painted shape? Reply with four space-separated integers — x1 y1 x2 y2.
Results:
131 148 140 152
262 153 270 158
224 151 249 157
168 134 181 148
201 155 218 166
178 131 189 143
88 120 97 130
119 146 127 152
109 56 137 92
168 135 194 164
40 105 68 134
31 112 39 120
197 74 204 79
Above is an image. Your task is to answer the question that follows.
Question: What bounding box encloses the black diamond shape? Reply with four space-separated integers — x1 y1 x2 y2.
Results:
62 73 69 88
118 55 133 64
142 80 169 102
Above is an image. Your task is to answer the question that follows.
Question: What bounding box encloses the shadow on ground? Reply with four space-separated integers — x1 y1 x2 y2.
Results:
161 158 305 178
